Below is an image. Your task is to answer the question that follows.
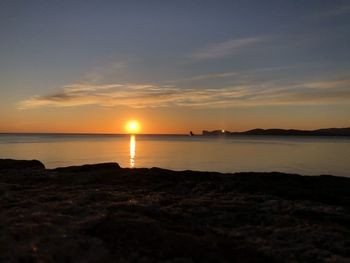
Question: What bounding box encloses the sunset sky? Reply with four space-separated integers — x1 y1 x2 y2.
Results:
1 0 350 134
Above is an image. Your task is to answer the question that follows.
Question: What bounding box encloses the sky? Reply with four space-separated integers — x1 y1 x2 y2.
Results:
1 0 350 134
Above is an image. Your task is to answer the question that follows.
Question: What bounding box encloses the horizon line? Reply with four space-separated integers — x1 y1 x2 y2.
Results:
0 132 189 136
1 126 350 136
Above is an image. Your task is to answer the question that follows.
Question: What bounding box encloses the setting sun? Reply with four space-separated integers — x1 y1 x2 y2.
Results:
125 120 140 134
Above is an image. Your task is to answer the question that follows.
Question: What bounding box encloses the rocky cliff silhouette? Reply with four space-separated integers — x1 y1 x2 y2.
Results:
202 127 350 136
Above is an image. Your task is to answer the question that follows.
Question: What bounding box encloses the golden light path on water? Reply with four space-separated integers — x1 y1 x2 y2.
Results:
129 135 136 168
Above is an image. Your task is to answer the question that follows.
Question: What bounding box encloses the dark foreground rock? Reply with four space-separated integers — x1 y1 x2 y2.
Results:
0 159 350 262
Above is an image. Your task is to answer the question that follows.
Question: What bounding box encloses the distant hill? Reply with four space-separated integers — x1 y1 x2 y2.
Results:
202 128 350 136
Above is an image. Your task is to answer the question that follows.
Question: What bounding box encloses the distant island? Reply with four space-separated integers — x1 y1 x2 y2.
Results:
202 127 350 136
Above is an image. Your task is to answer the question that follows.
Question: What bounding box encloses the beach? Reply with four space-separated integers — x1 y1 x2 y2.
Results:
1 159 350 262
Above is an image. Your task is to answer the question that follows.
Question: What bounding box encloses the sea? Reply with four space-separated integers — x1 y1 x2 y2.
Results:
0 133 349 177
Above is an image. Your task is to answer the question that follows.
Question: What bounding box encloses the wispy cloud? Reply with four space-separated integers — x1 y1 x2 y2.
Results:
327 4 350 16
168 65 304 83
17 78 350 109
308 4 350 20
191 37 267 59
167 71 239 83
82 61 128 83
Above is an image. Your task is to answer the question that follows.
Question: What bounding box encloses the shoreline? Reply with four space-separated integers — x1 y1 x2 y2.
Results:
1 159 350 262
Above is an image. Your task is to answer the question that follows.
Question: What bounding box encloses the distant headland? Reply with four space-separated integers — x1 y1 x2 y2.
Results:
202 127 350 136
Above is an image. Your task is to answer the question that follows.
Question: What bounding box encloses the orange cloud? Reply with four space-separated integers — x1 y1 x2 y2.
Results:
17 78 350 110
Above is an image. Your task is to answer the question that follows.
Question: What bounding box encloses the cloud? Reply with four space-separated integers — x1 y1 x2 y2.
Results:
308 4 350 20
167 65 304 83
327 4 350 16
191 37 266 59
301 79 350 89
17 78 350 110
82 61 128 83
168 71 239 82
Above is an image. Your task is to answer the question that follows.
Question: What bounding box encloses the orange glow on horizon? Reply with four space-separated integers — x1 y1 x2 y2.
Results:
1 107 348 135
125 120 140 134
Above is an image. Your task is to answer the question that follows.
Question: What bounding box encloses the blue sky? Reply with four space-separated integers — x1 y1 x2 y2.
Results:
1 0 350 133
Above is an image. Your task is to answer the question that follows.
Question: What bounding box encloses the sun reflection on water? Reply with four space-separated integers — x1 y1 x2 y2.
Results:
129 135 136 168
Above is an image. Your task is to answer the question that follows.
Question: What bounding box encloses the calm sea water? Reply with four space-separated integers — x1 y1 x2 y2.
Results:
0 133 350 177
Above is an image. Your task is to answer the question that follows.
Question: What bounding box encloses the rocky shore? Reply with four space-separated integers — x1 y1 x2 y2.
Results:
1 159 350 262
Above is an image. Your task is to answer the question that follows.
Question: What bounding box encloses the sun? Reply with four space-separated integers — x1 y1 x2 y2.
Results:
125 120 140 134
